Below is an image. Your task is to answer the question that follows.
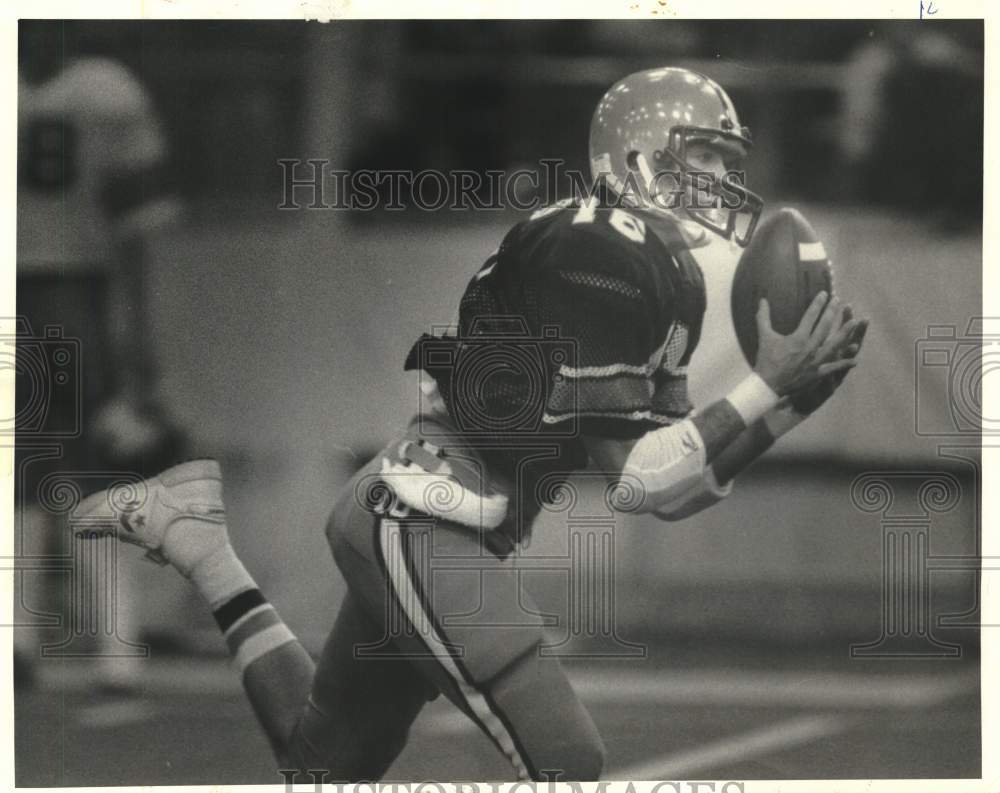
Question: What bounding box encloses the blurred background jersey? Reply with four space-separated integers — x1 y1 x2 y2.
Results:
18 56 178 273
16 52 183 689
17 53 182 474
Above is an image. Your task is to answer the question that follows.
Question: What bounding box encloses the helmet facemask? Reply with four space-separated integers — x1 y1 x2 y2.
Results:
631 127 763 247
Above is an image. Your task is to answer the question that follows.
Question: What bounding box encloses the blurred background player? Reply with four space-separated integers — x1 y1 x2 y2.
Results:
838 22 982 228
16 22 183 690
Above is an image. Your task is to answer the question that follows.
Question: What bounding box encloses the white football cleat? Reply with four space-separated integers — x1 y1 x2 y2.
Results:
71 459 228 575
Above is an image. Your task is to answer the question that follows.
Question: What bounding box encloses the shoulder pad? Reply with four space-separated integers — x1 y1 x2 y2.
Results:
537 208 648 273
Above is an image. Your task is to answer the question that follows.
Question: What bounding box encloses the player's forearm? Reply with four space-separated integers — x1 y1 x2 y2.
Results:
685 367 784 463
645 417 774 522
584 373 779 515
689 398 750 463
709 418 776 486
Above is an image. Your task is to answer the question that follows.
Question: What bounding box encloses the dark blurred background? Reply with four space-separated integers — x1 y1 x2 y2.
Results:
24 19 983 216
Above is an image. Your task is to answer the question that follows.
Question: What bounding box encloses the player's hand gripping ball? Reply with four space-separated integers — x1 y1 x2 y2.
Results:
730 207 840 413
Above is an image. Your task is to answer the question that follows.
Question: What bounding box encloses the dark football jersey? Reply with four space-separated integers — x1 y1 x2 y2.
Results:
405 199 709 537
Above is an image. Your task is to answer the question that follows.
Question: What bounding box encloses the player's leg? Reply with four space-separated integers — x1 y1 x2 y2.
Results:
284 588 435 778
226 607 316 763
343 510 606 781
408 519 605 780
73 457 435 777
71 459 315 762
478 646 606 781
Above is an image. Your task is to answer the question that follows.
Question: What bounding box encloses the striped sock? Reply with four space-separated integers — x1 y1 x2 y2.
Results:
213 588 297 674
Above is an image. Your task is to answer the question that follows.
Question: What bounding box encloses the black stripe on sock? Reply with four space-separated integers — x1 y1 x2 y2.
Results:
213 588 266 633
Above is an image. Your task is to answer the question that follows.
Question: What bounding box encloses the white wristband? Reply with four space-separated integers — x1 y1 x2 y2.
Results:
726 373 780 427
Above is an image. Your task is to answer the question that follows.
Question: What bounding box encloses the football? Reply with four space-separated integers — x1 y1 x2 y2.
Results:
730 207 834 365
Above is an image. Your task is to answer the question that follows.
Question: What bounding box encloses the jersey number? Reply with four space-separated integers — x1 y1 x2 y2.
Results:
532 198 646 243
20 117 77 191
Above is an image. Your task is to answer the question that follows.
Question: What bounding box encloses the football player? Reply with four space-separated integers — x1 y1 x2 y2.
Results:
74 68 867 780
17 22 180 689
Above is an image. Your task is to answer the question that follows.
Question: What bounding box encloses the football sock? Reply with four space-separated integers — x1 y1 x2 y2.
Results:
214 588 297 674
198 548 315 764
189 542 256 608
187 543 297 673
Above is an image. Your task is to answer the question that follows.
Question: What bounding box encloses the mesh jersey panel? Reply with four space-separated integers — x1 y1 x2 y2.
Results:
405 203 707 540
555 268 644 301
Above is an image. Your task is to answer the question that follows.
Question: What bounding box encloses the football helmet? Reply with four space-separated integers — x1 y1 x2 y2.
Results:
589 67 764 246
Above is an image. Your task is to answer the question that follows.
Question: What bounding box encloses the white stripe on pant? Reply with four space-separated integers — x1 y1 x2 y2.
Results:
379 518 532 781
